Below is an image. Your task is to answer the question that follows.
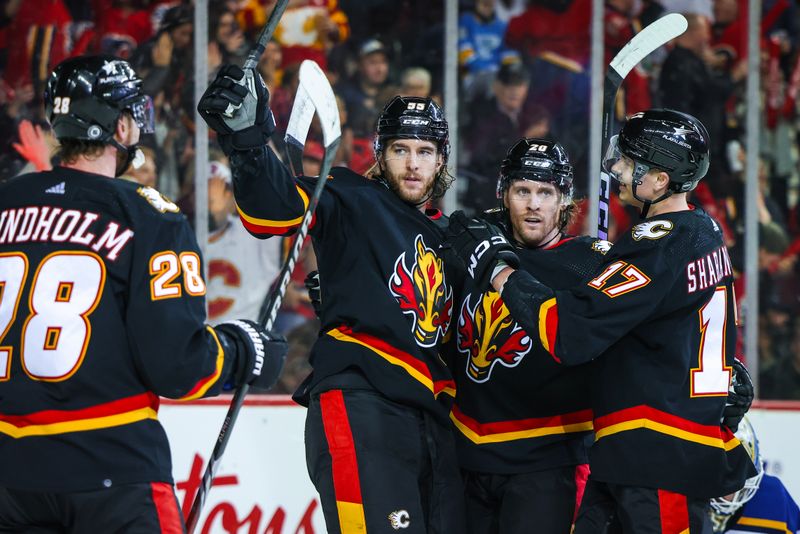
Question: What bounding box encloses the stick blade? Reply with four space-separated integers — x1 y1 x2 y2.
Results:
296 60 342 148
609 13 688 79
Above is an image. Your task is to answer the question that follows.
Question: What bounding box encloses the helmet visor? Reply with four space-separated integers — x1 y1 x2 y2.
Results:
603 135 650 185
128 95 155 134
602 135 623 176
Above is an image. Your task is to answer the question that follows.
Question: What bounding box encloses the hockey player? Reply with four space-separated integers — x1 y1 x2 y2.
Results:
449 138 608 534
198 66 465 533
0 56 287 533
444 109 756 532
708 417 800 534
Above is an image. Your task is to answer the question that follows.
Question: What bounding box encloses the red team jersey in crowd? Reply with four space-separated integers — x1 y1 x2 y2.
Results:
206 215 280 324
0 168 233 491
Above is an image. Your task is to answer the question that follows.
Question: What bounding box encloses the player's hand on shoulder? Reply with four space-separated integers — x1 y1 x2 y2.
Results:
723 357 753 433
441 210 520 290
197 64 275 154
214 319 287 391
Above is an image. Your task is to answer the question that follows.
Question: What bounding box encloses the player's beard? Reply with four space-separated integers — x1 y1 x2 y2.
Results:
510 208 561 248
383 167 437 205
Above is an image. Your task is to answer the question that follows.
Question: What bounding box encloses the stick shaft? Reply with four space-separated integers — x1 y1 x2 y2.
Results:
243 0 290 70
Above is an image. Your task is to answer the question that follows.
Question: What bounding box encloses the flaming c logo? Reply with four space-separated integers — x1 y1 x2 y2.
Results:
389 235 453 348
207 259 241 320
458 292 532 383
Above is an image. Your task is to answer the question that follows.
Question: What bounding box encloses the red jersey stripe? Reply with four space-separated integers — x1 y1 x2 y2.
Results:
594 405 740 450
150 482 183 534
0 392 157 426
319 390 367 532
658 489 690 534
450 404 593 444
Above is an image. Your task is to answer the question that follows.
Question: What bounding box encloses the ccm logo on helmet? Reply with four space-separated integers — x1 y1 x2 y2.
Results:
401 118 430 126
524 160 552 168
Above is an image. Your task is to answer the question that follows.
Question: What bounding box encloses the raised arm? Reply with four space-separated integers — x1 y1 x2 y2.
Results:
198 64 311 238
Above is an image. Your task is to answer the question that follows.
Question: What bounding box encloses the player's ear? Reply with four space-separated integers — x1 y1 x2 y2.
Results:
655 170 671 192
114 113 132 143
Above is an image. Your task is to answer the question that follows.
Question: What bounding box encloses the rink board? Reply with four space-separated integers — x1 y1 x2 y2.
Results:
160 397 800 533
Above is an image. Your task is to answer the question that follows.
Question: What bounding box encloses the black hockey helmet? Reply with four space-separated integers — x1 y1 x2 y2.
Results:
374 96 449 163
604 108 709 194
497 138 574 200
44 55 154 143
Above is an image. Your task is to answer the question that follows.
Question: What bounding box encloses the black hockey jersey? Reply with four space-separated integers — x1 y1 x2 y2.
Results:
231 146 455 421
0 167 233 491
450 233 610 474
502 207 756 498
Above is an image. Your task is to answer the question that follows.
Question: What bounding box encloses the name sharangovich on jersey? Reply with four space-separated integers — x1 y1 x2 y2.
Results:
686 243 734 294
0 204 135 261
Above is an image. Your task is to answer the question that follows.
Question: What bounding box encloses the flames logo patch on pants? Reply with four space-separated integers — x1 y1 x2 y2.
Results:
458 291 532 383
388 509 411 529
389 235 453 348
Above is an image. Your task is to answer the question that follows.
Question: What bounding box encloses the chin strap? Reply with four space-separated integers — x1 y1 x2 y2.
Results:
631 180 673 219
109 138 143 177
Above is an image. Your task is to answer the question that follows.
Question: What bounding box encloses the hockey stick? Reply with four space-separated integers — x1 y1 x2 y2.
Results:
597 13 688 240
221 0 289 121
243 0 289 70
185 60 341 533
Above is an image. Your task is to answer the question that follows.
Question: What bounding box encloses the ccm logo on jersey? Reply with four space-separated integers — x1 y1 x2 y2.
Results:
468 236 508 278
632 220 673 241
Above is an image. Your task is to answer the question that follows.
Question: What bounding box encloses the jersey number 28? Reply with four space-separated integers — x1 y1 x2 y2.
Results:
0 251 104 381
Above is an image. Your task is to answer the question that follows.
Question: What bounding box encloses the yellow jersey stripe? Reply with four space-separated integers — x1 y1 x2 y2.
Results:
595 418 742 451
0 407 158 438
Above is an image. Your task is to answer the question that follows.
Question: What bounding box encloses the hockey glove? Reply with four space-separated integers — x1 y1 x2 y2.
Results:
442 210 520 291
197 64 276 155
215 320 287 391
304 270 321 318
722 357 754 433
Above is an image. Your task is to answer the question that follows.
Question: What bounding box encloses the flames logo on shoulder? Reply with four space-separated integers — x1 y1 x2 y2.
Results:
591 240 612 255
632 219 673 241
389 235 453 348
458 292 532 383
137 186 179 213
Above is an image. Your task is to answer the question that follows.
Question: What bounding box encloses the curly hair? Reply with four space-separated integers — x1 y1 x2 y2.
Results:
56 139 106 164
